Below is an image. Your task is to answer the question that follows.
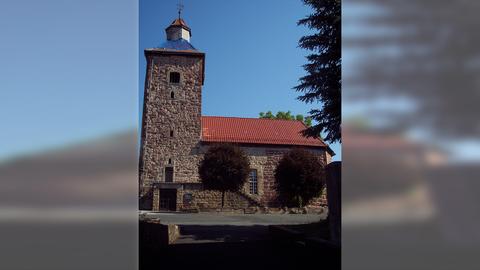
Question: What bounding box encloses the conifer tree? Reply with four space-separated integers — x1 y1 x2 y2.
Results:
295 0 341 143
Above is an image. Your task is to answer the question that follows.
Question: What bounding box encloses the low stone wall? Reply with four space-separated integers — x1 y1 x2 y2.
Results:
175 186 328 212
177 189 260 211
187 206 327 215
326 161 341 243
167 224 180 243
139 219 179 248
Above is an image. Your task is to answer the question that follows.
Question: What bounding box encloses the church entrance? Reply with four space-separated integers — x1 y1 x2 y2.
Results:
159 189 177 211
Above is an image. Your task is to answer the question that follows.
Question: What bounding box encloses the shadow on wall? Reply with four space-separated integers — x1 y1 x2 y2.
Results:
139 189 153 210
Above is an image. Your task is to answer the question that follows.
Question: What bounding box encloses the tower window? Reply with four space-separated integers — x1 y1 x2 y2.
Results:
165 167 174 183
171 91 175 99
249 169 258 195
169 72 180 84
170 130 174 137
168 158 172 164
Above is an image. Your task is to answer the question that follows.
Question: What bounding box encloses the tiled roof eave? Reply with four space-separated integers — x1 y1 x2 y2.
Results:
200 138 335 156
200 138 326 148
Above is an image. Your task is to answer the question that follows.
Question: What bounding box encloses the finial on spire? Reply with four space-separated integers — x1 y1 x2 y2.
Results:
177 1 184 19
166 1 191 42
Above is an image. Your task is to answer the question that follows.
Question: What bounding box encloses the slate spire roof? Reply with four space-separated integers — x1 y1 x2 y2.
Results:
158 17 196 51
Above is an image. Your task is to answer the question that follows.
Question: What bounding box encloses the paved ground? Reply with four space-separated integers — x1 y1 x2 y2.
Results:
140 211 327 225
175 225 270 243
140 212 327 245
139 212 340 269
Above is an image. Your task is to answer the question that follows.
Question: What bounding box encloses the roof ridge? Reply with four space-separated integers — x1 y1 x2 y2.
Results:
202 115 305 123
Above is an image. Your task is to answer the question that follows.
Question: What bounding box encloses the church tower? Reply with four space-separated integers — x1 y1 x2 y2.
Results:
139 14 205 210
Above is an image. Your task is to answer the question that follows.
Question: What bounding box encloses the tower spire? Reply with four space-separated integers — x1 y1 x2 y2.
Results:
177 1 184 19
165 1 191 42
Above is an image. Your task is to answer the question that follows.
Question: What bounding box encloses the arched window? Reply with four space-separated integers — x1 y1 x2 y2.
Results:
171 91 175 99
170 130 174 137
169 72 180 84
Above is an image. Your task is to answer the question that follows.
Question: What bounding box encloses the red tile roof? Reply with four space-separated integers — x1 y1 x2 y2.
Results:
201 116 329 149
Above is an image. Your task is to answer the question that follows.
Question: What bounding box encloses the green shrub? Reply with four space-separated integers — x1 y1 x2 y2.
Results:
199 144 250 208
275 148 325 207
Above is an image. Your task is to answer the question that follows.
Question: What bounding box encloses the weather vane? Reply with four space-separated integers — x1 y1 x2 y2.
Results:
177 1 184 19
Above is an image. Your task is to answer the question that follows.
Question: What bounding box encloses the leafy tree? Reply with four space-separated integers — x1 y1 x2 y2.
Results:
259 111 275 119
295 0 341 143
275 148 325 207
198 144 250 208
259 110 313 127
304 117 312 127
276 111 294 120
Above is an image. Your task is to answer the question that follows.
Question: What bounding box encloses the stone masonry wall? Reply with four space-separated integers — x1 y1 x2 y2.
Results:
173 145 330 211
252 147 328 208
139 51 205 204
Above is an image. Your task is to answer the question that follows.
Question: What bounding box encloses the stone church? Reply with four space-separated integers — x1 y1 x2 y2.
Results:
139 16 334 211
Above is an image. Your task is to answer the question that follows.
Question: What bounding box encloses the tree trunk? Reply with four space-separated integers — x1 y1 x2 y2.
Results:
221 191 225 209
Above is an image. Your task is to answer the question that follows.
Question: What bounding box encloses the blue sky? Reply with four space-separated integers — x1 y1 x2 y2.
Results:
140 0 341 160
0 0 340 161
0 0 138 161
